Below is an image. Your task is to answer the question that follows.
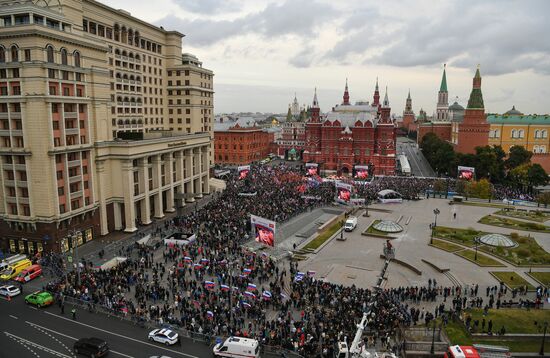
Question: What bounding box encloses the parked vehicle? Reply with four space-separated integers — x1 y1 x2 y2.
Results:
344 216 358 232
213 336 260 358
73 337 109 357
0 284 21 297
14 264 42 283
148 328 179 345
0 254 27 272
0 259 32 280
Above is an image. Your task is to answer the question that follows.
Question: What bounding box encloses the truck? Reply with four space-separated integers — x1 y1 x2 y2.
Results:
344 217 358 232
444 344 511 358
0 254 27 272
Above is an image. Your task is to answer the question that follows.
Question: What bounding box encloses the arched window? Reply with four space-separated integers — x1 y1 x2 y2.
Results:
495 129 500 138
533 145 539 153
489 130 494 138
46 45 54 63
543 130 548 139
0 47 5 63
60 48 68 65
134 31 140 47
511 129 517 138
11 45 18 62
73 51 81 67
519 129 525 138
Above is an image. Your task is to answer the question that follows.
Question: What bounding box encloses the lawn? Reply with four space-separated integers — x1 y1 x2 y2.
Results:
364 220 389 236
495 209 550 223
303 220 343 250
455 249 505 267
432 226 485 247
479 234 550 266
527 272 550 287
430 239 464 252
490 271 535 290
479 215 550 233
465 308 550 334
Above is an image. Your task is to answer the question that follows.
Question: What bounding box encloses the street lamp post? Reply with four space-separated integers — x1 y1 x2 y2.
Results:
431 209 440 245
540 321 548 356
474 237 479 261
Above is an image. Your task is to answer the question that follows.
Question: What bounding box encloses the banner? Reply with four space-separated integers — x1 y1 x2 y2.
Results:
457 166 475 181
238 165 251 180
250 214 276 247
335 182 353 204
305 163 319 176
238 192 257 197
353 165 369 180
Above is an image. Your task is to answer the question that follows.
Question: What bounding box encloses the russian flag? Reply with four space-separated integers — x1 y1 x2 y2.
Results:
244 291 256 299
307 270 316 277
204 281 215 289
193 263 203 270
243 268 252 275
184 256 192 263
242 301 251 309
246 283 257 291
200 258 210 264
220 284 230 292
206 311 214 319
262 291 272 300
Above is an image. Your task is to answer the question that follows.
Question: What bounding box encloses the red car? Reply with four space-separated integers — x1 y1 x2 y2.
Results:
14 264 42 283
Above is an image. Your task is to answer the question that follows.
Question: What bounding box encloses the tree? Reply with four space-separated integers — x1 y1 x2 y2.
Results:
466 179 493 199
527 163 549 188
505 146 532 169
508 163 530 189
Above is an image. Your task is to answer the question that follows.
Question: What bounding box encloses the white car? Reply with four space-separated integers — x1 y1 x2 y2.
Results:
148 328 179 345
0 285 21 297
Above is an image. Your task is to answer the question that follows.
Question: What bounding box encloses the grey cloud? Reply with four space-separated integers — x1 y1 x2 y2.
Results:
156 0 337 47
172 0 241 14
289 45 316 68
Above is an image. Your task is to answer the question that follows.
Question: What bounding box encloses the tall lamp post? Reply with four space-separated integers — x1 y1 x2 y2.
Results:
540 321 548 356
431 209 440 245
474 236 479 261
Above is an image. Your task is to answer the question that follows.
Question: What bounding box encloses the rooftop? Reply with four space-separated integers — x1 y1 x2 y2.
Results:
487 114 550 125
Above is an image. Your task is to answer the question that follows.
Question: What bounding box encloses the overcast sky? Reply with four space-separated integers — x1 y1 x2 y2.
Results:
104 0 550 115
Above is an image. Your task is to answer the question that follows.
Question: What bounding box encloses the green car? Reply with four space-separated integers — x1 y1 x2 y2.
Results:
25 291 54 307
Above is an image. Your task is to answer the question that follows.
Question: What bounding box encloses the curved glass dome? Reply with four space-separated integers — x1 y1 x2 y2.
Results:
373 220 403 233
478 233 517 248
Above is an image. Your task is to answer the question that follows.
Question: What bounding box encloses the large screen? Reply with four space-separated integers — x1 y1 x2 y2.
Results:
305 163 318 176
335 182 353 203
238 165 251 180
458 166 475 181
251 214 276 247
353 165 369 180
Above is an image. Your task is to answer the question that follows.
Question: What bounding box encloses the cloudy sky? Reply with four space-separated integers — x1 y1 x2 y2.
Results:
104 0 550 115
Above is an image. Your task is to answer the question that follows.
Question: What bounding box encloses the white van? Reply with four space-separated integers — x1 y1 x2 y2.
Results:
213 336 260 358
0 254 27 272
344 217 357 232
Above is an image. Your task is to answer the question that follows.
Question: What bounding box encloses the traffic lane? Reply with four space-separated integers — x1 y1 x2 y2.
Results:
0 297 212 358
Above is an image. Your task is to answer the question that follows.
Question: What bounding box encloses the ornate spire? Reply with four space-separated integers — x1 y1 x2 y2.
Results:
407 89 411 100
342 78 350 105
373 77 380 107
404 90 412 113
383 86 389 107
440 64 448 92
312 87 319 108
375 77 379 92
467 66 484 109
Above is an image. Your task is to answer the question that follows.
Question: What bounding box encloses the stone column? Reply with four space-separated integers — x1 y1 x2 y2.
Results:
194 148 203 199
201 146 210 195
152 154 164 219
165 153 175 212
122 160 137 232
138 157 151 225
174 151 185 208
185 149 195 203
96 160 109 235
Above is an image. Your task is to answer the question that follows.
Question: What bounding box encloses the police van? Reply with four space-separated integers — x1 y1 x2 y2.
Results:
213 336 260 358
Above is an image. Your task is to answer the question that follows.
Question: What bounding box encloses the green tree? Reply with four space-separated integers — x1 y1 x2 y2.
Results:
536 192 550 208
466 179 492 199
505 146 532 169
527 163 549 188
508 163 530 189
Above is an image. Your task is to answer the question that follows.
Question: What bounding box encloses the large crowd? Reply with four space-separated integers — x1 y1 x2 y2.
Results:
43 165 542 356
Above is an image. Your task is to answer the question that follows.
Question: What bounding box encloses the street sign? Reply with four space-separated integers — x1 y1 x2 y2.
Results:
68 256 73 263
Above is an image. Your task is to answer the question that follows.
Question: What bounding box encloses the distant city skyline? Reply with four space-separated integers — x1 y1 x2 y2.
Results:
103 0 550 115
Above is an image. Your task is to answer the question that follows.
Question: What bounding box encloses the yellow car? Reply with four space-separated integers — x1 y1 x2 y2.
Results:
0 259 31 280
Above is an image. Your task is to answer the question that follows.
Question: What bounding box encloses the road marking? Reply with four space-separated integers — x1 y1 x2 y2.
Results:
9 314 18 319
5 331 71 358
26 322 76 358
44 312 199 358
25 321 133 358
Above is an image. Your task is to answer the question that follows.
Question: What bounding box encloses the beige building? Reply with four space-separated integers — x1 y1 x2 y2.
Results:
0 0 214 254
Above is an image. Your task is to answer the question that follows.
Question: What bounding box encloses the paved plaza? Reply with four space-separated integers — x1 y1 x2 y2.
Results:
298 198 550 290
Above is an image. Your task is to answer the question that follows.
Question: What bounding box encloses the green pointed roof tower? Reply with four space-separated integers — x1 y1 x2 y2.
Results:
467 65 484 109
440 64 448 92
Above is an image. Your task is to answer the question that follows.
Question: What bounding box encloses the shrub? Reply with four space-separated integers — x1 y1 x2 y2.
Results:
516 248 530 258
510 232 519 239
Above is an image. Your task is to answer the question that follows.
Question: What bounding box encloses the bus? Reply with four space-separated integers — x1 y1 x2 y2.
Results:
398 155 411 176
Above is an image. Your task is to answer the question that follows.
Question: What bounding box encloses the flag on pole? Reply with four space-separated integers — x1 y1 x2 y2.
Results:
206 311 214 319
220 284 230 292
246 283 257 291
262 291 272 300
184 256 192 263
243 268 252 275
242 301 251 308
244 291 256 299
204 281 215 289
193 263 203 270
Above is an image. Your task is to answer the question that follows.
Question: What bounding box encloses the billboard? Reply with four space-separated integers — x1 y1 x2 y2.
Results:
238 165 251 180
250 214 276 247
353 165 369 180
335 182 353 203
458 166 475 181
305 163 319 176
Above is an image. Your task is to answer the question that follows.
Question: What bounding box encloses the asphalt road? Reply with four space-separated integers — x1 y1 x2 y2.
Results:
0 294 212 358
396 137 436 177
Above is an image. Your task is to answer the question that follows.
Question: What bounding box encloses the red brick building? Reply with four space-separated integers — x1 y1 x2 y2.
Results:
402 90 415 132
418 121 452 143
453 67 489 154
303 81 397 175
214 118 273 165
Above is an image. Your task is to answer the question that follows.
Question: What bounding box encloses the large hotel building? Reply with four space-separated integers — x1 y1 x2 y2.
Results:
0 0 214 254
